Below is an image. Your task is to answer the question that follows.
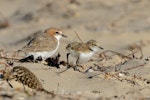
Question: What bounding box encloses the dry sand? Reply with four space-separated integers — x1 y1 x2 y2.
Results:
0 0 150 99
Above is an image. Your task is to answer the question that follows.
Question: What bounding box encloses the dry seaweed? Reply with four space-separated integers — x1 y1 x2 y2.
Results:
45 53 67 68
19 55 34 62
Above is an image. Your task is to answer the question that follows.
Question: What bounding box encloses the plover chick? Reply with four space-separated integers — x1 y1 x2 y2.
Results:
66 40 104 66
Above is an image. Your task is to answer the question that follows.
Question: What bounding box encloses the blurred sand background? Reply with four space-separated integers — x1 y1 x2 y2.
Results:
0 0 150 99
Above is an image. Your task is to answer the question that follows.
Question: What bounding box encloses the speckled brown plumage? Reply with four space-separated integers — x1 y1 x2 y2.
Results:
11 66 43 90
1 66 54 95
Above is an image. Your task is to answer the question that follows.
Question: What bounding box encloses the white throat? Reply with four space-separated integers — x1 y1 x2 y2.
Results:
55 35 62 40
55 31 63 40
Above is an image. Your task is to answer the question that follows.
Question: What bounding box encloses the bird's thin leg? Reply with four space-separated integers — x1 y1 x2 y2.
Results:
76 56 79 66
56 53 71 74
67 53 70 68
74 56 80 71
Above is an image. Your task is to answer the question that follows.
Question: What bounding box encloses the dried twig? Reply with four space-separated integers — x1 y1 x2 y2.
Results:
0 62 10 67
74 31 84 43
128 44 143 59
99 50 132 60
123 62 147 71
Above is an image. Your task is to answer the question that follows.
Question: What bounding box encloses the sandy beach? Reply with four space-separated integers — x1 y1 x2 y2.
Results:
0 0 150 99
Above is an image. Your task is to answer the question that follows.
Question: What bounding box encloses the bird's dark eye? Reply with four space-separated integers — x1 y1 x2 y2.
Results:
55 32 59 34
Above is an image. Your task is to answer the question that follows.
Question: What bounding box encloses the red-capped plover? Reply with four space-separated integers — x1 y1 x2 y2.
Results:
20 27 67 61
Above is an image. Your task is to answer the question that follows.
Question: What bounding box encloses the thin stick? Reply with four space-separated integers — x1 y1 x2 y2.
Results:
128 46 143 59
57 65 71 74
123 63 146 71
7 79 13 88
74 31 84 43
0 62 10 67
0 56 21 61
100 50 132 59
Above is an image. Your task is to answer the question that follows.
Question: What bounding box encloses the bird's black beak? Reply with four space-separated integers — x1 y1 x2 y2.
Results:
62 34 67 38
99 46 104 50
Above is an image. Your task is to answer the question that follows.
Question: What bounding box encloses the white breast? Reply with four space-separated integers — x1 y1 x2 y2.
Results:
27 41 60 60
79 52 94 63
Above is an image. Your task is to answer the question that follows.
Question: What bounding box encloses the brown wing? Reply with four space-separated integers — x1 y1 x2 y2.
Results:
22 33 57 52
79 43 92 52
74 43 92 52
